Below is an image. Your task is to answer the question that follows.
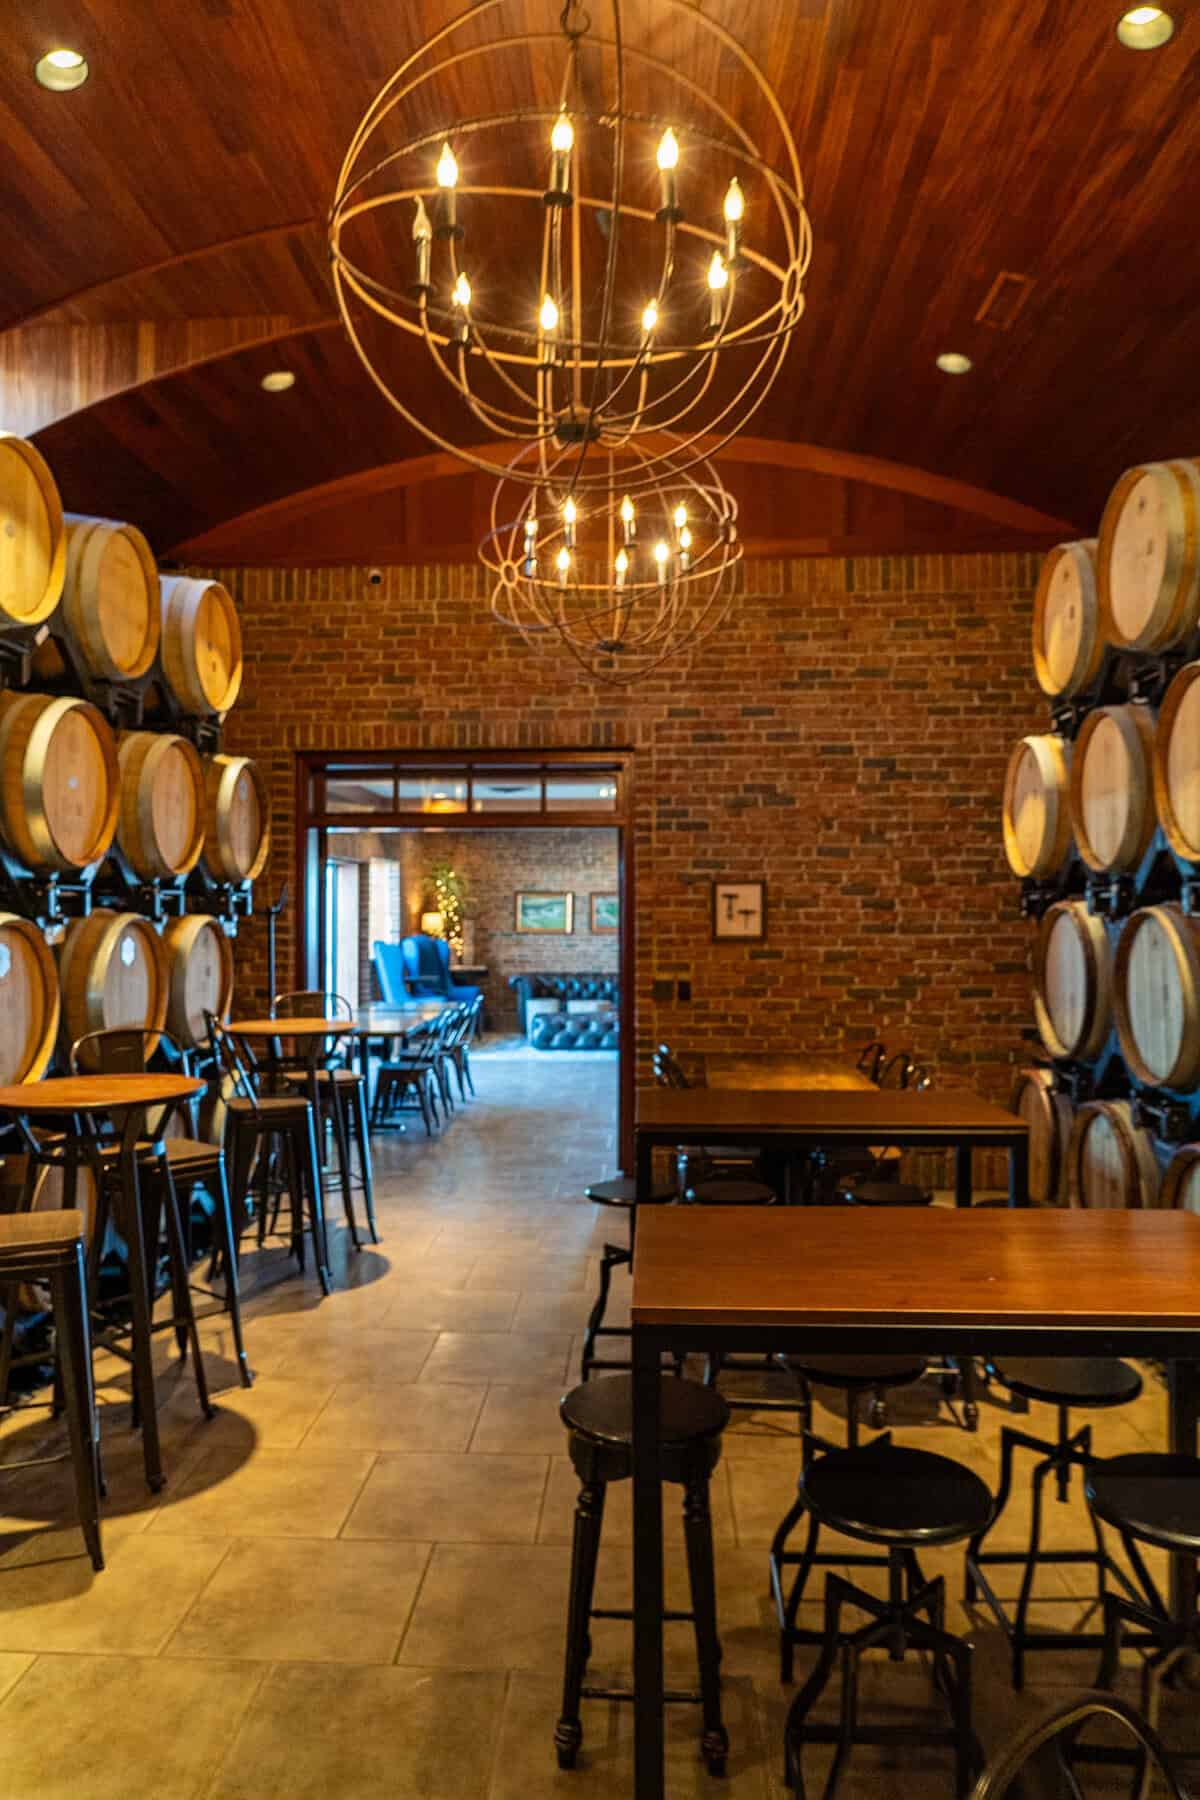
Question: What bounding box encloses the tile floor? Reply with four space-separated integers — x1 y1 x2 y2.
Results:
0 1047 1184 1797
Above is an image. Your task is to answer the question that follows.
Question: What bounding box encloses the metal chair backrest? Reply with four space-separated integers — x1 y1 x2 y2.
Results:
880 1052 915 1089
273 990 354 1021
970 1693 1195 1799
908 1063 932 1091
69 1026 192 1141
205 1012 263 1112
652 1044 690 1089
856 1040 887 1082
442 1003 473 1052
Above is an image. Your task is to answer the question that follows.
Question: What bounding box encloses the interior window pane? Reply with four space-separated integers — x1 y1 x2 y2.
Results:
472 772 543 812
396 773 468 813
325 773 395 812
544 773 619 812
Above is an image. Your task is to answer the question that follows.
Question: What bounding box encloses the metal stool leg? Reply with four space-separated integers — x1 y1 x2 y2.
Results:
301 1109 334 1295
156 1155 212 1422
682 1467 729 1775
328 1084 361 1251
49 1243 104 1572
350 1076 379 1244
211 1155 252 1389
555 1477 607 1769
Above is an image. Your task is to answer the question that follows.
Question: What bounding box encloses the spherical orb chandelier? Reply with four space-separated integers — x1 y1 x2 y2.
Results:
328 0 812 497
482 439 741 684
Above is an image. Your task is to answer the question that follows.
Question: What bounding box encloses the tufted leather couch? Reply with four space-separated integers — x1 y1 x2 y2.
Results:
508 973 620 1035
529 1012 620 1051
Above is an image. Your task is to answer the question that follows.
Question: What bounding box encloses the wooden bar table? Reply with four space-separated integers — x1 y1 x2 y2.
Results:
636 1085 1029 1209
702 1054 876 1092
0 1073 206 1492
630 1205 1200 1798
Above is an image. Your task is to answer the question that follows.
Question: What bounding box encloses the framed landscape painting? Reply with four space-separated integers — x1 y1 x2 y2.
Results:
515 891 575 933
590 892 619 933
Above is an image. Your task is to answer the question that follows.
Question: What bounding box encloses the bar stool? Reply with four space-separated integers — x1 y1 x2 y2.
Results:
837 1179 933 1207
273 991 379 1249
0 1209 103 1571
769 1361 928 1680
965 1356 1144 1689
784 1436 989 1799
555 1374 729 1775
1090 1452 1200 1773
579 1176 675 1380
684 1175 779 1205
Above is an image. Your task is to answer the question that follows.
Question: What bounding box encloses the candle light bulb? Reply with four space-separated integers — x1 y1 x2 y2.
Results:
563 497 577 524
707 251 728 292
679 525 692 570
656 128 680 172
641 299 658 335
614 547 629 588
452 272 471 308
539 294 560 334
551 111 574 154
654 539 670 580
556 545 571 585
656 128 680 220
673 502 688 531
412 197 433 289
723 177 744 223
436 142 459 188
620 494 637 545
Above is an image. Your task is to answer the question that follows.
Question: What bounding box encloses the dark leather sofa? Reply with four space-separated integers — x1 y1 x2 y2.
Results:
508 973 620 1050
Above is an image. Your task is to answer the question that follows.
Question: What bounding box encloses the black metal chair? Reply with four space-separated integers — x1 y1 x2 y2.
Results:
784 1435 990 1799
0 1208 104 1572
207 1014 333 1296
653 1043 771 1196
971 1693 1197 1799
579 1174 677 1380
1088 1451 1200 1789
966 1356 1144 1689
445 994 483 1100
554 1374 729 1777
273 990 378 1249
372 1010 456 1136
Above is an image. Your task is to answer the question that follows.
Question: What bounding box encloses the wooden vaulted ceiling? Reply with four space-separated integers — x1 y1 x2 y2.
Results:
3 0 1200 564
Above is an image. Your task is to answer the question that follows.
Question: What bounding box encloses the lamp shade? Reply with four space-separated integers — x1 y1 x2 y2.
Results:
421 911 446 936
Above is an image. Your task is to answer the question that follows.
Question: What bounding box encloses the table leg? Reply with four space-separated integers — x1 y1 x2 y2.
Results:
1168 1360 1200 1621
632 1324 665 1800
636 1130 654 1204
954 1144 973 1209
1008 1136 1029 1208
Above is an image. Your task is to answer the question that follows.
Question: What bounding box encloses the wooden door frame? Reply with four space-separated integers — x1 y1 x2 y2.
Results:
294 747 636 1171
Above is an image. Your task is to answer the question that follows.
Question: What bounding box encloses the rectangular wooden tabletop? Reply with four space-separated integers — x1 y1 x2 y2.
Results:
636 1085 1025 1140
702 1054 875 1092
631 1205 1200 1331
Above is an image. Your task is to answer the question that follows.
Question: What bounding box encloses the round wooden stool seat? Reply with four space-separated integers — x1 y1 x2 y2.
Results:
787 1353 927 1393
684 1177 776 1205
802 1441 992 1546
991 1357 1142 1410
585 1176 675 1208
841 1180 932 1207
561 1374 729 1449
1085 1453 1200 1553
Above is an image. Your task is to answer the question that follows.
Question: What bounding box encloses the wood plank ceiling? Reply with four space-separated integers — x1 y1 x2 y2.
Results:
2 0 1199 563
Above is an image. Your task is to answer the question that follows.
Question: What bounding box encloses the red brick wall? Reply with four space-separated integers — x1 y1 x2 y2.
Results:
405 828 618 1031
207 552 1041 1100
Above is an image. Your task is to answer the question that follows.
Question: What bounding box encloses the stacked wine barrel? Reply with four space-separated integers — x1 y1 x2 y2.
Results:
0 431 267 1075
1002 458 1200 1210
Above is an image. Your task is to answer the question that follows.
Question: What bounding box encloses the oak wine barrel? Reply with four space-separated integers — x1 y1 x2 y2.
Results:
1114 904 1200 1091
159 576 243 717
1032 901 1113 1061
58 909 168 1056
202 755 270 883
1070 1101 1162 1209
115 730 206 880
1097 458 1200 651
1010 1068 1074 1205
1032 540 1104 698
1002 735 1073 879
0 433 64 627
1163 1144 1200 1213
0 691 120 872
1153 661 1200 865
61 513 160 681
0 913 60 1084
1069 703 1157 873
161 914 233 1050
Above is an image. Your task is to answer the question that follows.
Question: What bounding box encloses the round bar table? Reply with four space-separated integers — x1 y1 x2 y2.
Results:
228 1019 357 1282
0 1073 206 1493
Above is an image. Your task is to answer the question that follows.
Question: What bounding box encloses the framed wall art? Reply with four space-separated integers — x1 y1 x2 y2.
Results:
590 892 619 933
514 891 575 933
712 880 766 941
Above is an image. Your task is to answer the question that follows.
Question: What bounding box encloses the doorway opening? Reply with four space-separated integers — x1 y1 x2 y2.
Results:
296 752 635 1166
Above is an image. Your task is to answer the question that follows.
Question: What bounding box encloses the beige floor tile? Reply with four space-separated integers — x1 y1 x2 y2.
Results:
269 1327 437 1383
468 1255 591 1292
157 1374 339 1453
0 1653 264 1800
538 1455 738 1549
0 1651 35 1704
379 1285 520 1332
726 1455 810 1549
304 1379 486 1451
150 1446 376 1538
397 1543 570 1670
207 1664 505 1799
471 1384 573 1455
406 1249 477 1287
513 1289 599 1334
420 1330 573 1385
0 1533 231 1655
343 1450 549 1542
491 1670 771 1798
166 1536 430 1663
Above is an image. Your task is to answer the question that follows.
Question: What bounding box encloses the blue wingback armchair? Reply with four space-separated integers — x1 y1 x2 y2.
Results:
373 937 483 1008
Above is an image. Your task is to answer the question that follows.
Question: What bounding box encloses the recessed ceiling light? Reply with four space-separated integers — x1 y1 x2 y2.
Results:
260 370 296 392
1116 6 1175 48
34 48 88 90
936 351 973 375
